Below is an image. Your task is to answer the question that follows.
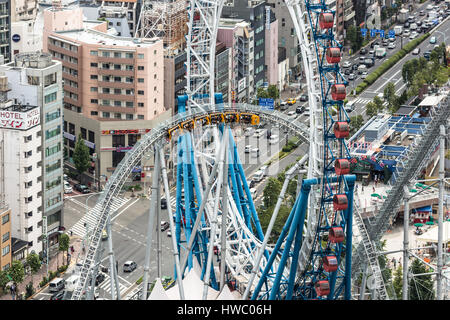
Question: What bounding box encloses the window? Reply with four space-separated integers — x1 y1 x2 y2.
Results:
45 143 61 157
153 86 157 91
102 112 110 118
138 66 144 71
44 92 57 104
90 87 98 92
91 99 98 104
138 102 144 107
138 53 144 59
90 50 98 56
90 75 98 80
102 88 110 94
125 101 133 108
80 127 87 139
25 196 33 203
102 51 110 57
45 109 61 122
45 125 61 140
114 52 121 58
25 181 32 188
114 89 121 94
2 213 9 225
102 100 110 106
90 62 98 67
126 114 133 120
114 113 121 119
2 232 9 243
138 90 144 95
102 63 110 69
114 76 121 82
125 53 134 59
137 115 144 119
2 245 9 257
138 78 144 83
114 101 121 107
114 64 121 70
46 159 61 173
126 65 133 71
91 111 98 116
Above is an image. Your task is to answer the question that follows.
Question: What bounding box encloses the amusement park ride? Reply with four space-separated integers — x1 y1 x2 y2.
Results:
70 1 450 300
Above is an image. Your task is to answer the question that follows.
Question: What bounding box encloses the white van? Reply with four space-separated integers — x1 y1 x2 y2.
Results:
357 64 367 74
250 188 257 199
244 127 254 136
49 278 65 292
251 148 260 158
252 170 264 182
259 165 268 176
65 274 80 292
344 101 355 113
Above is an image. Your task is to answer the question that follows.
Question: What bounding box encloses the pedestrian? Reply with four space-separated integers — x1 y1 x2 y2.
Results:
70 230 73 237
392 257 396 268
116 260 119 273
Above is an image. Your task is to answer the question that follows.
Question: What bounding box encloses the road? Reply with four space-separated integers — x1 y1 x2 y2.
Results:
349 10 450 116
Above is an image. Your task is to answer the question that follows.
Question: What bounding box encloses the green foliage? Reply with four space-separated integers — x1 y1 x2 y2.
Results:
25 282 35 299
365 101 378 118
392 265 403 300
0 270 9 291
26 253 41 276
258 204 292 242
9 260 25 298
349 115 364 135
267 85 280 100
263 177 282 209
73 133 91 179
256 87 269 99
408 258 435 300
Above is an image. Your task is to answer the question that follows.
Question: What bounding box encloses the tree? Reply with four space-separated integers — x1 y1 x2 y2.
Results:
26 253 41 284
267 85 280 100
392 265 403 300
373 96 384 113
73 133 91 182
256 87 269 99
383 82 396 107
263 177 282 209
9 260 25 299
59 233 70 266
365 101 378 118
0 270 10 292
349 115 364 136
408 258 435 300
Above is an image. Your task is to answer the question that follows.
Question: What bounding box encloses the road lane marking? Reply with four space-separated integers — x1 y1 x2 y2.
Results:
111 198 140 222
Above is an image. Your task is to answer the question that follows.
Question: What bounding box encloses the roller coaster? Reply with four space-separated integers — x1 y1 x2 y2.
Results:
70 0 450 300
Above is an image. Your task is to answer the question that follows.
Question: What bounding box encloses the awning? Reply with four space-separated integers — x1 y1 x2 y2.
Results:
414 206 432 213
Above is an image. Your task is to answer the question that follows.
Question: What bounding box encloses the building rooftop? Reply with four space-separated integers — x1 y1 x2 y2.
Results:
2 104 39 112
55 26 160 48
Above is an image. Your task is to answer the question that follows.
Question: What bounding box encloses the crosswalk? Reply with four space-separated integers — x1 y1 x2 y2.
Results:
68 197 131 237
352 97 373 106
97 269 130 297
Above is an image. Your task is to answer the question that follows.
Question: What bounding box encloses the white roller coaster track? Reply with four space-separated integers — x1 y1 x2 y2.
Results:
70 104 310 300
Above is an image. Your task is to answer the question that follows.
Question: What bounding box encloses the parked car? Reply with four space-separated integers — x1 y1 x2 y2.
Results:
299 94 308 102
245 145 252 153
64 182 73 194
161 198 167 209
161 221 170 232
429 36 436 44
123 261 137 272
74 184 90 194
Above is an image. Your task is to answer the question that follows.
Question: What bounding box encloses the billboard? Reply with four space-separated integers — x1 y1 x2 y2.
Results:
0 107 40 130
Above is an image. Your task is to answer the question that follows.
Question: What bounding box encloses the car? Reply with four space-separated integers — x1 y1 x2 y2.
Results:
279 101 288 111
287 110 296 117
101 229 108 241
416 20 422 26
404 21 410 28
251 148 260 158
352 64 359 71
368 50 375 56
63 174 69 181
342 61 352 68
254 128 266 138
412 47 420 55
409 32 418 39
382 39 389 46
429 36 436 44
389 37 395 42
123 261 137 272
160 198 167 209
348 73 356 80
74 184 90 194
296 106 305 114
64 182 73 194
299 94 308 102
419 10 425 16
434 44 440 50
344 68 351 75
160 221 170 232
50 290 65 300
370 41 380 48
95 273 106 286
361 71 368 79
359 56 365 62
423 50 431 60
427 4 433 10
167 231 172 237
360 48 367 55
403 30 411 37
286 98 296 105
388 42 396 49
244 145 252 153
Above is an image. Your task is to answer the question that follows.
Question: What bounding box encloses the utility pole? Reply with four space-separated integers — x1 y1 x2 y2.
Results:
436 124 445 300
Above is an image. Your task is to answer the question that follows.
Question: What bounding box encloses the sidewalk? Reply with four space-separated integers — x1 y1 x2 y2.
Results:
0 234 83 300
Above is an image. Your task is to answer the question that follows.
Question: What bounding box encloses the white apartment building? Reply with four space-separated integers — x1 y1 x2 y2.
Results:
0 103 43 255
0 52 64 252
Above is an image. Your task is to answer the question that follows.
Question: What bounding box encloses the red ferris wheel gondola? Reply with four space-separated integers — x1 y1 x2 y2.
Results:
335 158 350 176
331 84 346 101
333 121 349 138
326 47 341 64
328 226 345 243
315 280 330 296
322 255 338 272
333 194 348 211
319 12 334 30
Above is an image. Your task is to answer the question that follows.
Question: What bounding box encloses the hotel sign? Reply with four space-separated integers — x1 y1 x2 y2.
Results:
0 108 40 130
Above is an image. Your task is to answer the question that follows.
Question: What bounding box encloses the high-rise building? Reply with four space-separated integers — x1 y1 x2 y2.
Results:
0 0 11 62
0 102 43 256
43 6 170 180
222 0 268 91
0 52 64 253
